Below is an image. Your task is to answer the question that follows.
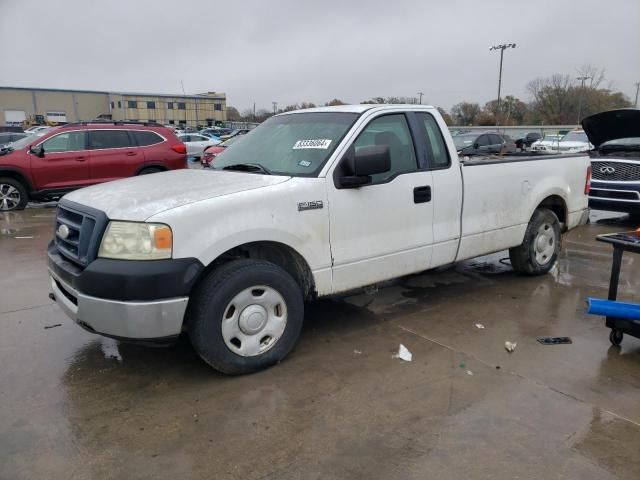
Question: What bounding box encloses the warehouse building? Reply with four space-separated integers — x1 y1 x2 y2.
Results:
0 86 227 128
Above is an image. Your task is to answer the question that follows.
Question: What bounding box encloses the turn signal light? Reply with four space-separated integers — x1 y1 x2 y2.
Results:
171 143 187 154
584 166 592 195
153 226 172 250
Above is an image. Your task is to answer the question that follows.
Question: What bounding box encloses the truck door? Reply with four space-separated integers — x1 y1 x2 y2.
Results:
327 113 434 293
413 112 463 266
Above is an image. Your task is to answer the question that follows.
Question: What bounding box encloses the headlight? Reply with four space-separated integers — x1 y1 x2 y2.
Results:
98 221 172 260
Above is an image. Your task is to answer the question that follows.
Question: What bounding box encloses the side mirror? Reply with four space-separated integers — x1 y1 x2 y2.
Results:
473 142 479 149
29 144 44 157
338 145 391 188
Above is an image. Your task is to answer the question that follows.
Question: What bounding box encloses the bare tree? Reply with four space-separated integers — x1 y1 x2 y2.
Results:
451 102 481 125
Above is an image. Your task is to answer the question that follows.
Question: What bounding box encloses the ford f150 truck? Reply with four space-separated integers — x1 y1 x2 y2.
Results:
583 109 640 215
47 105 591 374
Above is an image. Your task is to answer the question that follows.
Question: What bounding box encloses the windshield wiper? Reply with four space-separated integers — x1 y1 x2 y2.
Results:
222 163 272 174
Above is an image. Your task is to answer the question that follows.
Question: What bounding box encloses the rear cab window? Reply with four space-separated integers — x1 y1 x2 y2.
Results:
415 112 450 169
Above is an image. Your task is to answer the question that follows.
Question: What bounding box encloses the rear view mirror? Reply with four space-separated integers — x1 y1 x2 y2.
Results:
473 143 479 149
338 145 391 188
29 144 44 157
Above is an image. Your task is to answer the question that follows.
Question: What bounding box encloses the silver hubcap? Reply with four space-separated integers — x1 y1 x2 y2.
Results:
221 285 287 357
534 222 556 265
0 184 20 211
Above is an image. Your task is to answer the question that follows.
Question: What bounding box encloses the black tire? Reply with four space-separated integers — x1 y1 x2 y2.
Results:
138 167 163 175
0 177 28 211
187 259 304 375
509 208 561 275
609 329 623 346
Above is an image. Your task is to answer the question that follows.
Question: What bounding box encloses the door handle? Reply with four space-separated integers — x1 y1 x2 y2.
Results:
126 151 137 156
413 186 431 204
74 156 87 162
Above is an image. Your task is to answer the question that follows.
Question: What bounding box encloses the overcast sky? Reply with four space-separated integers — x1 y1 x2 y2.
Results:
1 0 639 112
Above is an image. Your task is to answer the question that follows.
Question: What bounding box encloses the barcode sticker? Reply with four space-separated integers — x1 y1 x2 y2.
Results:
293 139 332 150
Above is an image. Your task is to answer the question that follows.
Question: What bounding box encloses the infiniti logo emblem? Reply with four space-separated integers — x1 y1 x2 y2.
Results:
600 166 616 175
57 224 70 240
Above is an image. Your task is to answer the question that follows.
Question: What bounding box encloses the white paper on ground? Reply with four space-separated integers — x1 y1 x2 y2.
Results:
392 344 413 362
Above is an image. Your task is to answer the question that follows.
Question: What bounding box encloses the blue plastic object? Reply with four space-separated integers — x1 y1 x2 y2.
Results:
586 297 640 320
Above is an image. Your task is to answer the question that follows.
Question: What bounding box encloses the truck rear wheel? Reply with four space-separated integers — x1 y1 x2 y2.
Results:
187 259 304 374
509 208 561 275
0 177 28 211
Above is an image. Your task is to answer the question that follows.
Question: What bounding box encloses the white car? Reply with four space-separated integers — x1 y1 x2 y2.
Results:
48 104 591 375
177 133 221 158
557 130 592 153
23 126 51 136
531 134 562 153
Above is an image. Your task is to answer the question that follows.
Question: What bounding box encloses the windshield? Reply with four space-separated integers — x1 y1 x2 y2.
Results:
453 134 477 149
8 134 38 150
212 112 359 176
561 131 588 143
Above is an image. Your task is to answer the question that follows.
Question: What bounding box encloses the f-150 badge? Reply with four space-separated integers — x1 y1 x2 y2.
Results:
298 201 323 211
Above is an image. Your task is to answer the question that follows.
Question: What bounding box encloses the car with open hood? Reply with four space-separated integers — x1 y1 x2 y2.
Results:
583 108 640 215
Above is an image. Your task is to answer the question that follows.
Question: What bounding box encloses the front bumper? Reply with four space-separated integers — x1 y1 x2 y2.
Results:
49 270 188 340
48 241 204 340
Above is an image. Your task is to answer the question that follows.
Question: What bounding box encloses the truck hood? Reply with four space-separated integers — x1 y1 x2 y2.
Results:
63 169 291 220
582 109 640 148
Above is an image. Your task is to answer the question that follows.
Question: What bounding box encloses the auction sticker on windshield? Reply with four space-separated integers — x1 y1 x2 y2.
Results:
293 139 332 149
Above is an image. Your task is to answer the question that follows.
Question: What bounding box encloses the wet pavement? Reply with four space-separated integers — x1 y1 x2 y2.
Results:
1 207 639 480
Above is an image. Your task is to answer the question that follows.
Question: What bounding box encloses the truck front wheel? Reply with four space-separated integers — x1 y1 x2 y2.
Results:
187 259 304 374
509 208 561 275
0 177 28 211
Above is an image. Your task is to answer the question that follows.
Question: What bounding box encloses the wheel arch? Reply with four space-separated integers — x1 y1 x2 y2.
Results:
534 194 568 231
135 163 168 175
193 241 317 300
0 168 33 192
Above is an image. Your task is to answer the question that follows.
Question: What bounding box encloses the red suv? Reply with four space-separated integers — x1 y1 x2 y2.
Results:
0 121 186 211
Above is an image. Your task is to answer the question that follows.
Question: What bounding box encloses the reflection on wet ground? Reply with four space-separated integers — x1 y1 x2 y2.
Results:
1 208 639 479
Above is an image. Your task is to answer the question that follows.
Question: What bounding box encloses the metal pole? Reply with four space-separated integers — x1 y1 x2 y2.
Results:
497 48 504 125
418 92 424 104
180 80 187 127
635 82 640 108
576 76 590 124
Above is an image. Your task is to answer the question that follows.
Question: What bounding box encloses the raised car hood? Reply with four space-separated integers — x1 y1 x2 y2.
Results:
582 109 640 148
63 169 291 220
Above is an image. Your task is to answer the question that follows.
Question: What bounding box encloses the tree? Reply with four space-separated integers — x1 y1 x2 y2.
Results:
451 102 481 125
325 98 346 106
299 102 316 109
437 107 453 125
226 106 241 121
484 96 528 125
527 70 632 124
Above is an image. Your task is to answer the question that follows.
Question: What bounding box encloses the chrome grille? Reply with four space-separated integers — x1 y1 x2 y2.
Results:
54 203 107 267
591 161 640 181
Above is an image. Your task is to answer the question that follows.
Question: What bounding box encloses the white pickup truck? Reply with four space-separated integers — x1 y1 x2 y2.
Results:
48 105 591 374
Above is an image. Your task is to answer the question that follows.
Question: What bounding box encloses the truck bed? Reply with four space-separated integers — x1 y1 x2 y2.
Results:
461 152 586 166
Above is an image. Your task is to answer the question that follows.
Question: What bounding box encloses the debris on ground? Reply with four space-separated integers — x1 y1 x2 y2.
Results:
466 370 474 376
353 349 362 355
14 236 34 239
44 323 62 329
505 341 517 353
392 344 412 362
536 336 572 345
475 323 485 329
459 362 466 369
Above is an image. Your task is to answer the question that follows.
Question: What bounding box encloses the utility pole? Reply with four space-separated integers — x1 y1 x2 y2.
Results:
489 43 516 126
417 92 424 104
634 82 640 108
576 75 592 123
272 102 278 115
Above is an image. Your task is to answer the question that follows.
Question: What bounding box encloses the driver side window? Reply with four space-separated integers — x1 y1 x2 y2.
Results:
42 131 87 153
352 114 417 184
